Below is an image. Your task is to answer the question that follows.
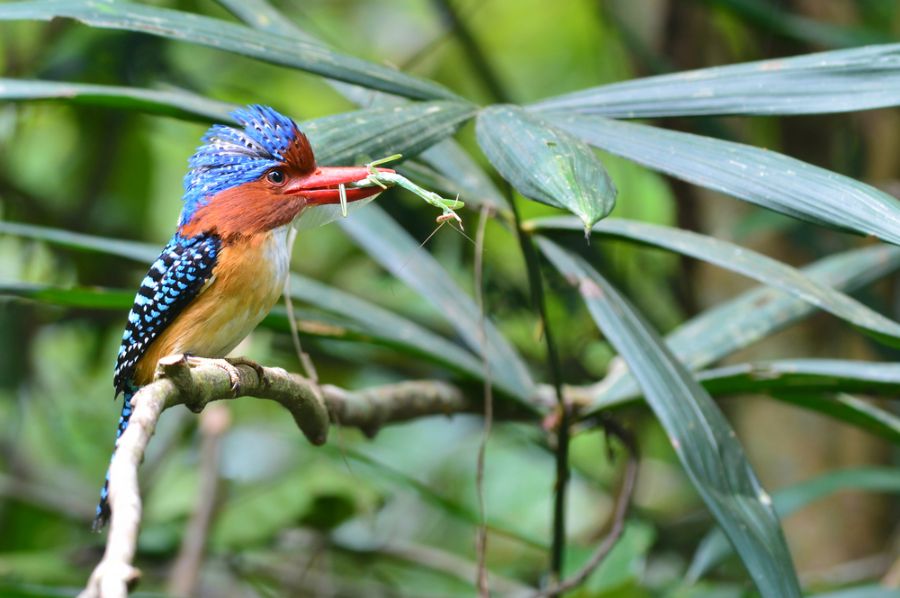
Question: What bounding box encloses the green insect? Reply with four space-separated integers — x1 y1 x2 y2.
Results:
341 153 466 228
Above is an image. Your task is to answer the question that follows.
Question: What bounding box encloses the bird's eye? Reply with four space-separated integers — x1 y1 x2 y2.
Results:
266 169 286 185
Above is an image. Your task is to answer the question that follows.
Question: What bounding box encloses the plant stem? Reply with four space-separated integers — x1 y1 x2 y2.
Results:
508 194 570 586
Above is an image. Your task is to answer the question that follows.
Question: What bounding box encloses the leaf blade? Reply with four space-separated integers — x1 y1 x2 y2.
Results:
287 274 486 383
0 78 233 122
338 205 535 401
589 243 900 411
302 102 476 166
0 0 459 101
0 223 493 382
686 467 900 583
531 216 900 346
545 114 900 246
538 238 801 597
531 44 900 117
476 105 616 229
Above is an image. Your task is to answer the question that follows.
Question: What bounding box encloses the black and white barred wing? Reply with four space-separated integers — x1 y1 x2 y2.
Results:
113 233 220 394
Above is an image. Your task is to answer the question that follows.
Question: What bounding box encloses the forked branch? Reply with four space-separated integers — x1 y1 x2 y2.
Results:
78 354 478 598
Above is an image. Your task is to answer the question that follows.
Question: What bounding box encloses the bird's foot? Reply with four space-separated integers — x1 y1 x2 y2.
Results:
225 356 269 390
184 355 244 396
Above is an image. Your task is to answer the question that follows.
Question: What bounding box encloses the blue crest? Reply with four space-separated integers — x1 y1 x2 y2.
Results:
179 105 302 226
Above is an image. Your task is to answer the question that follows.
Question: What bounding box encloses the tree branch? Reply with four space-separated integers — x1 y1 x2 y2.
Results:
78 354 482 598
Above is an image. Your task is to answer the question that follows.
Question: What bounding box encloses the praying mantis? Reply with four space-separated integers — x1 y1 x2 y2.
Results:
339 154 466 229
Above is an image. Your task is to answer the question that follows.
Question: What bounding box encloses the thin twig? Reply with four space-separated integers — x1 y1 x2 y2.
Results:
474 206 493 597
284 229 319 384
531 421 639 598
166 403 230 597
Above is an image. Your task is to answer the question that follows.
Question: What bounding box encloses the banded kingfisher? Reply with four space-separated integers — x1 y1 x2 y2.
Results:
95 105 391 529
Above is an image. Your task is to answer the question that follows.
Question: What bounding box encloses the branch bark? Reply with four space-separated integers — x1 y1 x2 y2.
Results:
77 354 482 598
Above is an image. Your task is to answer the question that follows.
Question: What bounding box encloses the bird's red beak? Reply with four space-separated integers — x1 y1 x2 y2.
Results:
284 166 394 205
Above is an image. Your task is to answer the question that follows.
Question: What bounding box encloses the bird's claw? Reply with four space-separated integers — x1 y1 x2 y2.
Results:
225 357 268 390
185 356 242 396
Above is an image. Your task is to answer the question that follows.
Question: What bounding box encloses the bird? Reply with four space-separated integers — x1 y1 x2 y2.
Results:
94 104 391 530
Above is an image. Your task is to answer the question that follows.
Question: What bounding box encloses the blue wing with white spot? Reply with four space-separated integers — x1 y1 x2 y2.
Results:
113 233 221 394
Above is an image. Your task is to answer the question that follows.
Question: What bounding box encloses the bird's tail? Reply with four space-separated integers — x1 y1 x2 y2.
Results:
92 384 136 531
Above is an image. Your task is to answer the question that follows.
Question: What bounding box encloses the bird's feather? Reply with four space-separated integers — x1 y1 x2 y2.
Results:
113 233 220 394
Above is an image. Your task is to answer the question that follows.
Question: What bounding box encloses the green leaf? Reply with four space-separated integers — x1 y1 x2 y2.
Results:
698 359 900 399
0 223 501 379
686 467 900 583
287 274 486 382
0 84 473 171
418 140 510 213
770 393 900 445
476 105 616 230
530 217 900 346
531 44 900 117
0 0 459 102
538 238 801 597
0 221 158 262
0 282 133 309
0 78 233 122
0 276 490 377
220 0 506 213
339 206 535 402
302 102 476 166
215 0 318 40
694 361 900 444
322 445 547 551
545 114 900 246
590 243 900 411
593 359 900 444
215 0 395 108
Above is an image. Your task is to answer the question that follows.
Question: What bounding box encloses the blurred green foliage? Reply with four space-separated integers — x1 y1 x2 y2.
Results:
1 1 899 597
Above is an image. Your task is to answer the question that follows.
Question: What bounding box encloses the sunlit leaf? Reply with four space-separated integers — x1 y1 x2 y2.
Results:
476 105 616 229
531 216 900 346
545 114 900 246
686 467 900 583
531 44 900 117
0 0 459 101
339 206 536 402
538 238 800 597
